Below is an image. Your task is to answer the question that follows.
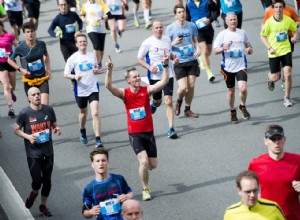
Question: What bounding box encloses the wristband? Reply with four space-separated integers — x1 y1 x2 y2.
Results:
17 67 21 72
162 63 168 68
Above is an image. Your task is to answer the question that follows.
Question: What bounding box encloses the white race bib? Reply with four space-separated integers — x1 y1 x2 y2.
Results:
65 23 76 33
276 31 288 42
100 198 120 216
28 59 43 72
34 129 50 144
179 44 194 56
195 18 207 29
129 107 146 120
0 48 6 58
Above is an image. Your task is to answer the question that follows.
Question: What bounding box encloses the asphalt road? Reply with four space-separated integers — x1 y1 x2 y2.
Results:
1 0 300 219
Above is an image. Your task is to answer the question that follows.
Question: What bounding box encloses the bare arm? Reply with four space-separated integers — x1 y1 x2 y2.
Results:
14 123 37 144
261 35 275 55
148 51 169 96
105 56 125 100
193 36 201 57
44 52 51 78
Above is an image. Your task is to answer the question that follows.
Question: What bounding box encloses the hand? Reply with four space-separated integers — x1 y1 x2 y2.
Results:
46 69 51 80
291 35 297 44
163 50 170 65
124 3 129 11
106 55 113 70
173 37 184 46
54 127 61 136
246 47 253 55
148 66 158 73
292 180 300 192
223 41 232 51
268 47 276 55
89 205 100 216
26 134 37 144
118 194 128 202
55 31 60 38
194 49 200 57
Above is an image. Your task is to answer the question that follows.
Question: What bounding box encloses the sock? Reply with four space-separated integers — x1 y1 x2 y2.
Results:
80 128 86 136
133 10 138 19
96 136 101 142
231 109 236 113
144 9 150 22
185 106 190 111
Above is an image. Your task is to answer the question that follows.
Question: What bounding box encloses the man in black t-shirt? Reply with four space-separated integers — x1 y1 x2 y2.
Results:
15 87 61 217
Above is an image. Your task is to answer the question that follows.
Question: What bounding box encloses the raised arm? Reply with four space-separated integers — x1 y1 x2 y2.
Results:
105 56 124 100
147 51 169 96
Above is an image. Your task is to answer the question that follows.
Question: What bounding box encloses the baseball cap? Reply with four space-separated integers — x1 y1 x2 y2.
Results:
265 125 284 139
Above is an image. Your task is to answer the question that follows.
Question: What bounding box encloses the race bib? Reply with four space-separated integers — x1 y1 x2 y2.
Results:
6 0 17 8
195 18 207 29
179 44 194 56
65 23 76 33
130 107 146 120
89 20 101 26
154 62 163 72
79 62 93 71
100 198 121 216
0 48 6 58
229 48 242 58
110 4 120 11
28 59 43 72
34 129 50 144
276 31 288 42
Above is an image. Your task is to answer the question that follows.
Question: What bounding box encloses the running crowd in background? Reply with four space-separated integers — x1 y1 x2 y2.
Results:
0 0 300 219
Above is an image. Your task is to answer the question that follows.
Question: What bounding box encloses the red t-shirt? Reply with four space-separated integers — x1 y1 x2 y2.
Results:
249 152 300 220
124 86 153 134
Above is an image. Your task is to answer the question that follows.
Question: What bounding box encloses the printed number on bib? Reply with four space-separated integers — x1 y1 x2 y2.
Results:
276 31 288 42
130 107 146 120
79 62 93 71
100 198 121 216
195 18 207 29
0 48 6 58
229 48 242 58
179 44 194 56
28 59 43 72
65 23 76 33
34 129 50 144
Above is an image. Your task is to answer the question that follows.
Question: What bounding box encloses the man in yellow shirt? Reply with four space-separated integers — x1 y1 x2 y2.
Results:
223 170 286 220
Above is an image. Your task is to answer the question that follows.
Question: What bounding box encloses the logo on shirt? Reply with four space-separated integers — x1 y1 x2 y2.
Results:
29 117 37 123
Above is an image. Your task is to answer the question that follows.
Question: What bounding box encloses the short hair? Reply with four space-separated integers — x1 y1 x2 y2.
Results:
272 0 286 8
75 32 87 42
22 21 35 33
90 148 109 162
236 170 259 189
173 4 185 15
225 12 237 21
124 67 137 80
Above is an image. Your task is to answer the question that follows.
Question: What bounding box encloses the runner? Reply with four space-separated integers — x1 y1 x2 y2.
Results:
138 20 178 138
64 33 104 148
8 21 51 105
132 0 152 29
105 52 169 201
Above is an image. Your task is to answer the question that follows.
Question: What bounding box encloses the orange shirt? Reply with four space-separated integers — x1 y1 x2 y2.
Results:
262 6 299 36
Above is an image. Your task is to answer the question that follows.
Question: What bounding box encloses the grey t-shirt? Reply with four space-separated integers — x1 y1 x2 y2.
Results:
12 40 48 78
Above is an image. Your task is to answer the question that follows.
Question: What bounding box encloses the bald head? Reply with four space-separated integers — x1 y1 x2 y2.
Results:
152 20 163 39
121 199 143 220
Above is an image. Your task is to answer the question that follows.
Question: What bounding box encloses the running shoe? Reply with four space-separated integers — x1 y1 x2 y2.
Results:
175 100 182 116
231 110 238 124
25 191 38 209
134 19 140 27
168 127 177 139
209 76 215 82
145 20 152 29
238 105 250 120
267 73 275 91
95 140 104 148
39 204 53 217
281 78 285 91
142 188 152 201
150 103 157 114
184 109 199 118
206 69 215 83
11 92 17 102
80 131 88 145
283 97 293 107
8 108 15 118
115 44 122 53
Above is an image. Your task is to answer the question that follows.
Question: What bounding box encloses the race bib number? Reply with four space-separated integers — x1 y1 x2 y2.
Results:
130 107 146 120
224 0 237 8
110 4 120 11
179 44 194 56
276 31 288 42
28 59 43 72
229 48 242 58
195 18 207 29
100 198 121 216
65 23 76 33
6 0 17 8
34 129 50 144
79 62 93 71
0 48 6 58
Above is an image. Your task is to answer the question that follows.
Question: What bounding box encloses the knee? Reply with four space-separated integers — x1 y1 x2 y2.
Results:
178 86 188 94
139 158 149 169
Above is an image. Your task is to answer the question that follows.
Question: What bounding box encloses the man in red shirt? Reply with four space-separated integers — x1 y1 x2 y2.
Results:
105 53 169 201
248 124 300 220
